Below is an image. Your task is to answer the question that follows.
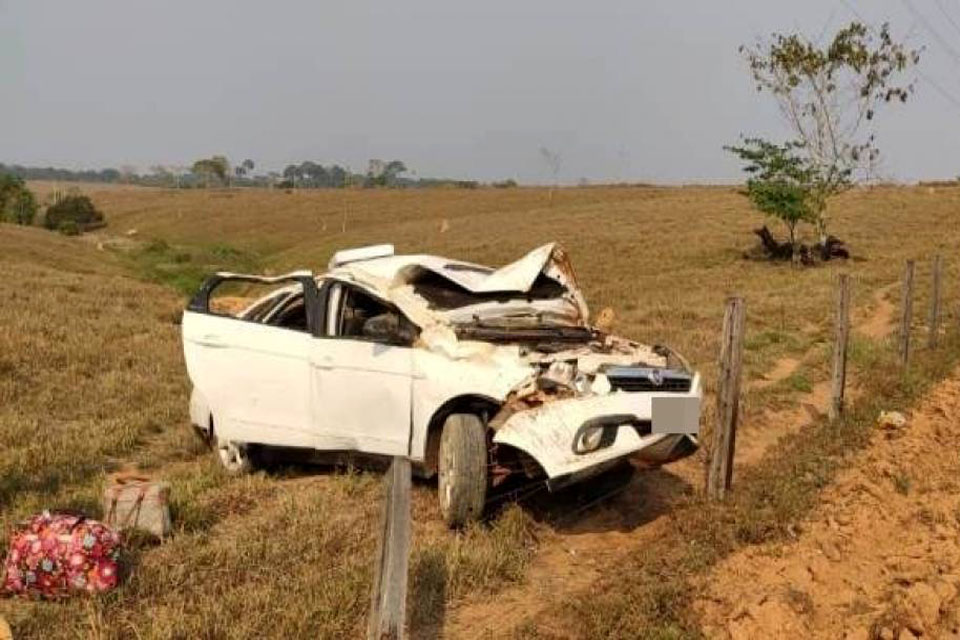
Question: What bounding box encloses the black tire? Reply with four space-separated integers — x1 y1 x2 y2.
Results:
438 413 488 527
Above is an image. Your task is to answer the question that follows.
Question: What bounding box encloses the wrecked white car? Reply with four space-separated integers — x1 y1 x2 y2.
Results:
182 243 701 526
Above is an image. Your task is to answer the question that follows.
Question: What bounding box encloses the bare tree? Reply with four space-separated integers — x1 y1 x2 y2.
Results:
539 146 562 205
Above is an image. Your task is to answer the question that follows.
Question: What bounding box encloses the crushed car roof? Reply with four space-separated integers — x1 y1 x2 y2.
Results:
328 243 558 294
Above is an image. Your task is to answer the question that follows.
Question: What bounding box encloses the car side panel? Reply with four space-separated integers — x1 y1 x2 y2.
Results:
311 339 413 455
409 348 534 462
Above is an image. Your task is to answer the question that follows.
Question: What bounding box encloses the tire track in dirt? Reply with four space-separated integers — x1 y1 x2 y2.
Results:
696 371 960 639
858 282 897 340
438 282 899 639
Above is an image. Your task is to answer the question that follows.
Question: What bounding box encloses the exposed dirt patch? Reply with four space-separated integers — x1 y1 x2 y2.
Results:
858 282 897 340
438 466 693 639
734 379 832 469
696 372 960 639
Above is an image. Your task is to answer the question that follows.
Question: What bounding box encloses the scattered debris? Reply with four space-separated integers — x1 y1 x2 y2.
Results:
103 472 172 539
2 511 121 598
751 225 850 264
878 410 907 430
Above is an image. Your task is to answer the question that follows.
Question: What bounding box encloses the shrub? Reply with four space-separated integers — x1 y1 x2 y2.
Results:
43 195 105 232
58 220 80 236
0 174 38 225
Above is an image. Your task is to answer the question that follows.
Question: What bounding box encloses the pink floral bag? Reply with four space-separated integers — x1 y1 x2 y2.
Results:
2 511 121 598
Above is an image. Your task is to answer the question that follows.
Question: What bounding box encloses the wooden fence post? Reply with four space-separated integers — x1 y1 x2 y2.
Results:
899 260 915 368
929 255 943 349
368 456 412 640
706 296 746 501
829 274 852 422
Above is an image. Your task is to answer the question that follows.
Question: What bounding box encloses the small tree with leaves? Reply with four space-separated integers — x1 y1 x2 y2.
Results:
192 155 230 187
726 138 818 262
0 174 37 226
737 21 920 242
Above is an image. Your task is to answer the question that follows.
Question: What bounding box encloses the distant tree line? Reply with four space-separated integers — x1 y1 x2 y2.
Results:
0 163 123 184
0 158 520 190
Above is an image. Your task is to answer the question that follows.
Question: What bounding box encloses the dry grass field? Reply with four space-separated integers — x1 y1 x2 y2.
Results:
3 182 960 638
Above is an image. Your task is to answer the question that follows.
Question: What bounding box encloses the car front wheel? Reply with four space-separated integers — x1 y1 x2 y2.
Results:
215 437 254 474
438 413 488 527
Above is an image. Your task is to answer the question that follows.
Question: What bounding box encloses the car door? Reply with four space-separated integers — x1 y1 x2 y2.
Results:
310 281 415 456
182 273 321 448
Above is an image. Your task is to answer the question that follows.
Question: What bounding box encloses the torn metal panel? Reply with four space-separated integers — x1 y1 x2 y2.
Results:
492 383 701 479
331 242 589 328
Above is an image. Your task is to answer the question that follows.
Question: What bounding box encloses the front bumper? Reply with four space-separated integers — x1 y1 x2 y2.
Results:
491 377 701 480
546 433 699 490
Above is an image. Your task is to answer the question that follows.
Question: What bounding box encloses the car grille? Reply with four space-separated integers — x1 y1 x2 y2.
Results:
605 367 692 393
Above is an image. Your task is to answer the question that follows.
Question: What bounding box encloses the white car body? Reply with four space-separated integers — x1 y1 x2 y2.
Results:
182 243 701 488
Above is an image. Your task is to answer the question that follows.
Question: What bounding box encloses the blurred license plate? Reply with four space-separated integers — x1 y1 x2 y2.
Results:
652 396 700 434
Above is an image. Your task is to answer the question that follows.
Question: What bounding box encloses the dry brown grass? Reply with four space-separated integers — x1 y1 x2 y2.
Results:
0 221 536 638
30 181 960 400
4 183 960 638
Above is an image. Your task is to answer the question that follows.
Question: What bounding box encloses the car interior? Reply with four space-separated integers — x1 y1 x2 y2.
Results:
267 293 308 331
337 285 417 345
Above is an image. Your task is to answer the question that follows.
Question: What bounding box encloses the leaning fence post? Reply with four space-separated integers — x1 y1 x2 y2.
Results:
829 274 852 422
929 255 943 349
368 456 412 640
899 260 915 368
706 296 746 501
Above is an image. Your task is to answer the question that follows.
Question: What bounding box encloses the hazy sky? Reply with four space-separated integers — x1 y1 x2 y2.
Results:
2 0 959 183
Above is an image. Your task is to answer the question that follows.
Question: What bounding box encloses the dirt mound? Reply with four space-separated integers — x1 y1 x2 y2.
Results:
696 373 960 639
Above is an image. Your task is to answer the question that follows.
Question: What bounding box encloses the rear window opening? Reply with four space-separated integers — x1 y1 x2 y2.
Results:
207 280 309 332
332 284 419 346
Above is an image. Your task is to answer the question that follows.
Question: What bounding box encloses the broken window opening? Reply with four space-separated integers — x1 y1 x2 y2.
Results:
335 285 418 346
267 293 309 332
410 270 567 311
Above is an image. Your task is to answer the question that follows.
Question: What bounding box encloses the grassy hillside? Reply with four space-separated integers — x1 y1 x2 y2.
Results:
4 183 960 637
30 181 960 401
0 222 536 637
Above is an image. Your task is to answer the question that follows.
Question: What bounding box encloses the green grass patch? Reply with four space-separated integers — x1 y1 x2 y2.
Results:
744 328 802 352
126 238 262 296
783 370 813 393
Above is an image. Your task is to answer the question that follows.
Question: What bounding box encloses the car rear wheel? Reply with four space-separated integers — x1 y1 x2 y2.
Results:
215 437 254 474
438 413 488 527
